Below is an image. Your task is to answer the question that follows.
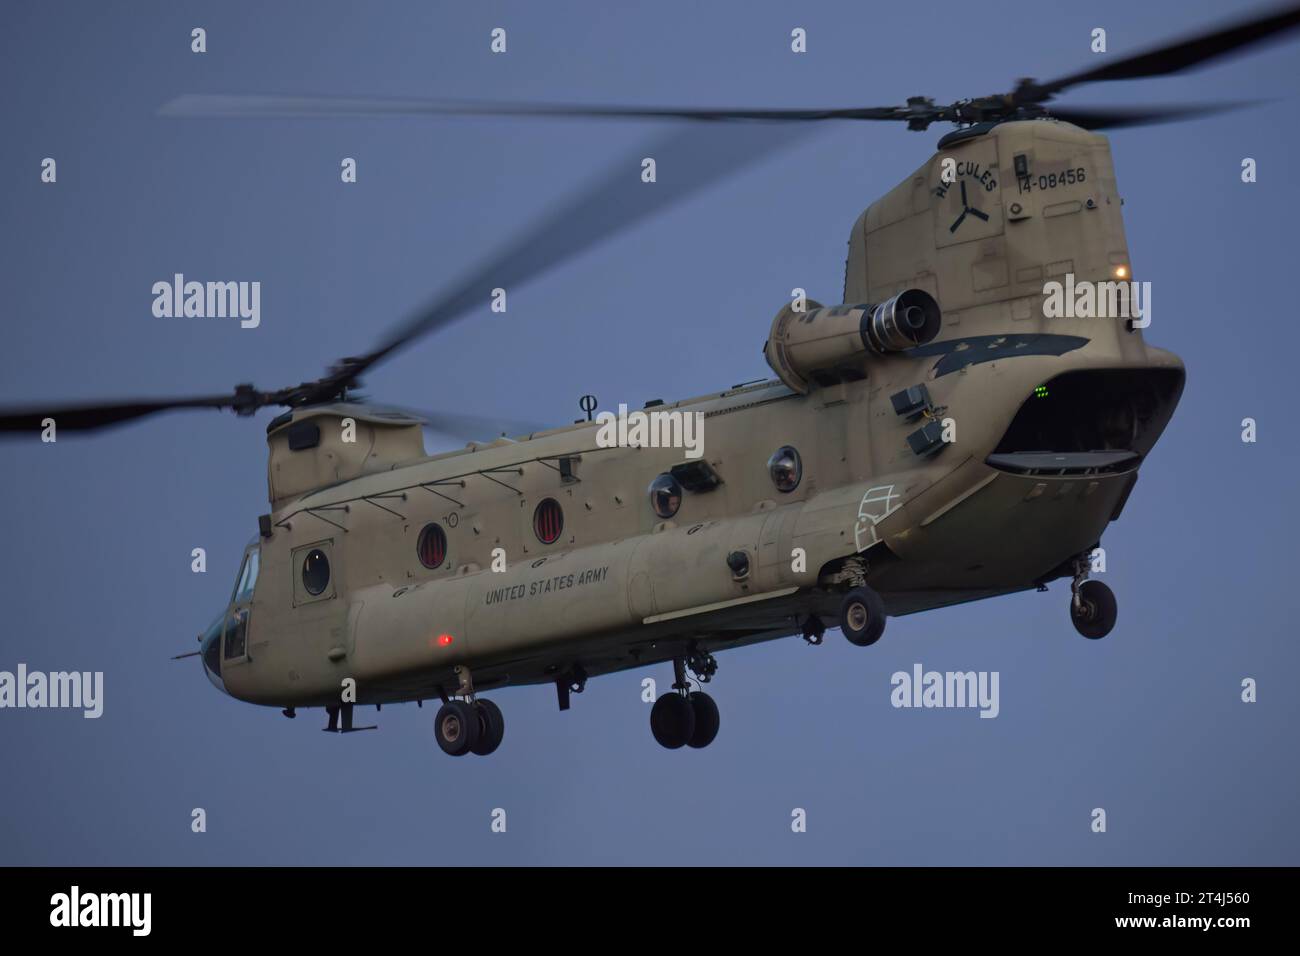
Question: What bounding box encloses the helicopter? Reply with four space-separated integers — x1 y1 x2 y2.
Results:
4 4 1299 757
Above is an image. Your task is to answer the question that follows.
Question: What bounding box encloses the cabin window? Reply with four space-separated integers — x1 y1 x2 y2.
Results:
648 473 683 519
302 548 331 596
533 498 564 545
767 446 802 492
417 522 448 569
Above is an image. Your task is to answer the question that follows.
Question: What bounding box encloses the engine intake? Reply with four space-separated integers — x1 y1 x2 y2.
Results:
763 289 942 394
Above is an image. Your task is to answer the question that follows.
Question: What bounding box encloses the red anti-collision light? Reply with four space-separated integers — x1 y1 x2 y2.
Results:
437 633 454 647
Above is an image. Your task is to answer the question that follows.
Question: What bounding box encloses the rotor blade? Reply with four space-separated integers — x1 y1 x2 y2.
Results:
381 404 551 441
349 121 809 378
1024 2 1300 100
423 412 547 440
160 93 907 123
0 395 242 434
1049 101 1256 129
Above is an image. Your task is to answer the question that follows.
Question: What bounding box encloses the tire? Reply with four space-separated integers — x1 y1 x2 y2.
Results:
840 587 886 646
1071 580 1117 639
434 700 480 756
650 693 696 749
470 698 505 756
687 691 720 749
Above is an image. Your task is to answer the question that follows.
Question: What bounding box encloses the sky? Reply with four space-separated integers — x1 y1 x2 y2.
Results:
1 0 1297 865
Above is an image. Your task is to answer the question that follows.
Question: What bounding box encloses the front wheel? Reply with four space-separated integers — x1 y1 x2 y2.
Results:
840 587 886 646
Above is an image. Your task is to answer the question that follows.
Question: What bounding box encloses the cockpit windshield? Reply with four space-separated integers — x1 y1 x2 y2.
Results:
232 546 260 604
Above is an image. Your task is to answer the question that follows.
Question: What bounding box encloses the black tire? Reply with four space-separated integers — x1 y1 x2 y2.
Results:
687 691 720 749
1071 580 1117 639
650 693 696 749
470 698 505 756
840 587 886 646
434 700 480 756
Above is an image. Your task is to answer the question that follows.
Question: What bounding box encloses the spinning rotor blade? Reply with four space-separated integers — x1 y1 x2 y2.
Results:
1046 101 1256 129
160 3 1300 133
347 121 805 378
377 404 550 440
1019 2 1300 103
0 394 252 434
0 124 803 436
160 93 907 124
421 412 546 440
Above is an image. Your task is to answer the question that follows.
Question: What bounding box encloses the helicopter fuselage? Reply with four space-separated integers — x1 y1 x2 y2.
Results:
199 120 1184 713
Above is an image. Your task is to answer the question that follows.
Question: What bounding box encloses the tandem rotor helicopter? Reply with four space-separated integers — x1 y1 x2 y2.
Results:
4 5 1299 756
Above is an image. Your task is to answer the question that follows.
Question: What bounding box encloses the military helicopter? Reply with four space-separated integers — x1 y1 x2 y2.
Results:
4 5 1299 757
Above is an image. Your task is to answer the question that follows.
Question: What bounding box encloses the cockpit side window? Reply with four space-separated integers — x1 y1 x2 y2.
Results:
233 547 260 604
223 608 248 661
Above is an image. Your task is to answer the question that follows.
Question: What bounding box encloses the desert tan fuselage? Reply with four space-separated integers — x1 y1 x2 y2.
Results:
203 119 1183 708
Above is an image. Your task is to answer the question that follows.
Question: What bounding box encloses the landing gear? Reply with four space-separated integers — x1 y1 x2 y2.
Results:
1071 579 1117 639
1068 555 1117 639
840 586 886 646
651 655 721 750
434 664 505 757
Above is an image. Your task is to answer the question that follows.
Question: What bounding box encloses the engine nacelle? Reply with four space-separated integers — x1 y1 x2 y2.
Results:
763 289 942 394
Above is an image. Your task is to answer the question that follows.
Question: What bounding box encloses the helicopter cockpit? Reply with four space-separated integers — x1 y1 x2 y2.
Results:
199 539 261 694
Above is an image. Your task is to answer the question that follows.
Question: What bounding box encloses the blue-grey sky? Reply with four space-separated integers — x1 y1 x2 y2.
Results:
1 0 1297 865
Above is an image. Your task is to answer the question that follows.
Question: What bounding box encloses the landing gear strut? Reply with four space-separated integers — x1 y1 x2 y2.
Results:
1069 556 1117 639
650 655 720 750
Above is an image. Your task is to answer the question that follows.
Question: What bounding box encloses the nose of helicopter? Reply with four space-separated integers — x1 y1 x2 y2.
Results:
198 614 229 695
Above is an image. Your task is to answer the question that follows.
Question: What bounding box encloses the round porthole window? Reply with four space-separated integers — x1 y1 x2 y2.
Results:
768 446 803 493
417 523 448 569
648 473 683 519
533 497 564 545
302 548 331 596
